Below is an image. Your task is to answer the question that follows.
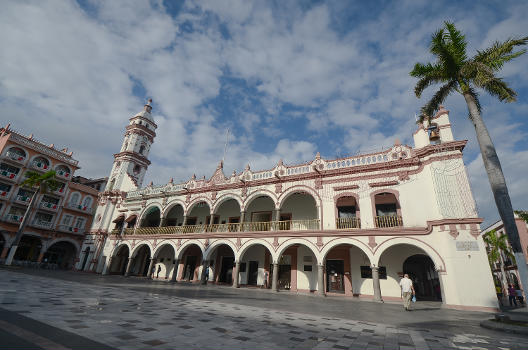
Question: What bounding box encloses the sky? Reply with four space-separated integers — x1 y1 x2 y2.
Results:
1 0 527 228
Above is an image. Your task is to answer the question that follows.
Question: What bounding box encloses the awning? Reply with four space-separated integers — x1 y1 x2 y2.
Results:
125 214 138 223
112 214 125 223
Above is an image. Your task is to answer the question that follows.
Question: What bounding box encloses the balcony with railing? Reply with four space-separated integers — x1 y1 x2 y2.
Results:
374 215 403 228
31 157 51 171
5 213 24 223
15 189 33 204
55 165 71 180
53 183 66 196
66 202 92 213
32 219 53 229
336 217 361 229
57 224 82 234
120 219 321 236
39 200 59 211
0 183 12 200
4 149 27 164
0 163 20 180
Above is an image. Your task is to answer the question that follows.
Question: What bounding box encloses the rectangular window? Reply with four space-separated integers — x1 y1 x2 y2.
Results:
75 217 85 229
375 204 397 217
360 266 387 279
338 206 356 218
62 215 73 226
304 265 312 271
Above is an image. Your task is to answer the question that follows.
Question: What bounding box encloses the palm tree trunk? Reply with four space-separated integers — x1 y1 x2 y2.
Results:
499 252 509 294
464 92 528 293
4 190 39 265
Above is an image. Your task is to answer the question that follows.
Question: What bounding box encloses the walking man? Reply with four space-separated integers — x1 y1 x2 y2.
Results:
400 274 415 311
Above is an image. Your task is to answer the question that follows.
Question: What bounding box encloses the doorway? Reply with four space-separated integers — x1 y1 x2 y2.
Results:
403 254 441 301
248 261 259 285
278 264 291 290
219 256 234 284
184 256 197 281
326 260 345 293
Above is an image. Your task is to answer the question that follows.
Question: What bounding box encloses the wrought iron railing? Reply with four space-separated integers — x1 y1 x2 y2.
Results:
374 215 403 228
335 217 361 229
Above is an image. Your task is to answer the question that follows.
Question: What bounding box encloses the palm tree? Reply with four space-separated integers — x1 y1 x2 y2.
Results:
483 229 513 293
4 170 59 265
410 21 528 292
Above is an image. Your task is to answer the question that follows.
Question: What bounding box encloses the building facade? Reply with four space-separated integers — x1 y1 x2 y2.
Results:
82 103 498 311
481 214 528 291
0 124 98 269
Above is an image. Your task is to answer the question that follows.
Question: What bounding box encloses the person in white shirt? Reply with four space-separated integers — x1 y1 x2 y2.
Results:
400 274 415 311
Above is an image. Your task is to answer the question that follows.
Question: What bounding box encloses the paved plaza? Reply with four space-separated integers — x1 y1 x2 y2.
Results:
1 268 527 350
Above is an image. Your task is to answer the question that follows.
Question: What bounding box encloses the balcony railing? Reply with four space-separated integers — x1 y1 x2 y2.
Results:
56 170 71 179
53 186 66 195
66 203 92 213
58 224 82 234
336 217 361 229
39 201 58 210
374 215 403 228
5 151 26 163
0 170 17 180
16 194 31 203
32 161 50 171
5 213 24 223
122 219 321 236
0 190 10 199
32 219 53 229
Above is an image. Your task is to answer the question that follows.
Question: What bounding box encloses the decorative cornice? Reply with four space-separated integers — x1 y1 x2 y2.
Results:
113 151 151 166
333 185 359 191
369 180 399 188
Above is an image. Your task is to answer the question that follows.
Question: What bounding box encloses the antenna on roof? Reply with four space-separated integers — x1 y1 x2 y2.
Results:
222 128 230 164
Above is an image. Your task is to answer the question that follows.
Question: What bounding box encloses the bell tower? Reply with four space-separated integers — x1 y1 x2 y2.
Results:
106 99 157 191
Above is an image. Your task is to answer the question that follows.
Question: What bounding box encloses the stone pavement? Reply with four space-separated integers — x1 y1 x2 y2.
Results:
1 269 527 350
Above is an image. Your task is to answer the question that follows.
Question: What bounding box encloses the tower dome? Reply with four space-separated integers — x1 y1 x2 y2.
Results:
133 98 154 122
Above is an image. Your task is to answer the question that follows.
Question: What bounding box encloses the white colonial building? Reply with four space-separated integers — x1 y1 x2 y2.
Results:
79 101 498 311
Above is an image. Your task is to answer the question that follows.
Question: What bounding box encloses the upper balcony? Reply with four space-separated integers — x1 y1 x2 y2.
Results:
65 202 92 214
31 156 51 172
39 195 59 211
55 164 72 180
14 188 33 205
0 182 12 200
57 224 83 234
4 213 24 224
3 147 28 165
0 162 20 181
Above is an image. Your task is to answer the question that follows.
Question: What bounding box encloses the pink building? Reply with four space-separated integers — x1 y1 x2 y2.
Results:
0 124 98 269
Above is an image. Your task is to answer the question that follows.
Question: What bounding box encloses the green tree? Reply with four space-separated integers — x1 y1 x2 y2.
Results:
5 170 59 265
483 229 513 292
515 210 528 224
410 21 528 292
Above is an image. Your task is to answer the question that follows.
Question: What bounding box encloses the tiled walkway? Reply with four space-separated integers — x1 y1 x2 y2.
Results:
0 269 527 350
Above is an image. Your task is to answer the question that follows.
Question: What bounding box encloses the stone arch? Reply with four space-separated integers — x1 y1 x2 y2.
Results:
320 237 374 265
28 154 52 169
370 188 402 227
275 238 320 264
111 242 132 257
186 197 213 215
213 194 244 213
139 204 162 227
203 239 238 260
278 185 322 209
46 237 80 255
237 239 276 262
130 242 153 258
162 199 186 218
176 240 205 260
152 241 177 258
373 237 445 271
4 145 28 160
244 190 278 210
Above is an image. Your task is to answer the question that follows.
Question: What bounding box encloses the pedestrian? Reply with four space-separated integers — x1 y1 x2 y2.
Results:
156 265 161 278
496 285 503 306
400 273 415 311
264 270 269 289
204 266 209 285
151 265 156 279
516 288 524 306
508 284 518 307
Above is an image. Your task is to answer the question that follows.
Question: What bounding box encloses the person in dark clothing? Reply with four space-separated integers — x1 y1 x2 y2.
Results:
508 284 518 306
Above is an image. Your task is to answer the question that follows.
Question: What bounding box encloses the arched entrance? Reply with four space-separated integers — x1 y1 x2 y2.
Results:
153 244 176 280
130 245 151 276
43 241 78 269
214 199 242 232
239 243 273 288
244 195 275 231
324 244 371 296
378 244 443 302
279 192 319 230
178 244 203 282
208 244 236 284
403 254 441 301
164 204 184 226
141 207 161 227
13 235 42 262
187 201 212 228
110 245 129 275
277 243 318 292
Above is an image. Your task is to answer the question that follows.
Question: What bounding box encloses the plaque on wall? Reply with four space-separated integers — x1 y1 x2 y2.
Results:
456 241 479 251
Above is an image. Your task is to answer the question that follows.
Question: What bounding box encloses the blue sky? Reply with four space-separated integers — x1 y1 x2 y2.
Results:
1 0 527 227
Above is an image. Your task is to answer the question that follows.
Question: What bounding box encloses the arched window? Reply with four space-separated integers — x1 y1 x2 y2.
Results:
133 164 141 175
56 165 71 177
82 196 93 209
6 147 27 161
139 145 145 154
33 156 50 170
70 193 80 207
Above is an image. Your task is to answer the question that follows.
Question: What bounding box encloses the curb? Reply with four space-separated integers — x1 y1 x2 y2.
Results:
480 319 528 335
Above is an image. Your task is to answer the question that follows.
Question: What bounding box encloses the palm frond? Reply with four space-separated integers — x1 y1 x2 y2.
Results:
474 36 528 71
443 21 468 64
480 77 517 102
421 80 457 117
430 28 460 77
410 63 446 97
